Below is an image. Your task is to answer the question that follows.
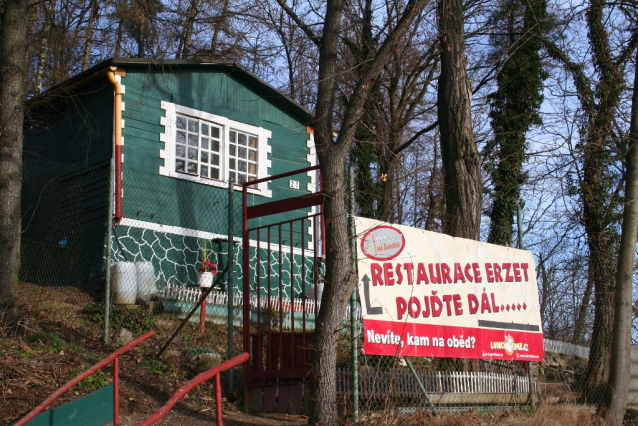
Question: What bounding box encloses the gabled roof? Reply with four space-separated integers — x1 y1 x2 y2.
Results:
27 58 315 124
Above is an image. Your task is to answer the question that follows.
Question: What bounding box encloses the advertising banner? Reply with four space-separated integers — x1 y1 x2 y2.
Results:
356 217 544 361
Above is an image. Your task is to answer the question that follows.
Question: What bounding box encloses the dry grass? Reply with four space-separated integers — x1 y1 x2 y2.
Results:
351 406 599 426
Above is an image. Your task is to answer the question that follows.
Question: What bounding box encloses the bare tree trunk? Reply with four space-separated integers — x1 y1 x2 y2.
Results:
0 0 27 326
35 0 55 93
573 275 594 344
81 0 99 72
424 132 440 230
274 1 432 422
211 0 229 54
599 50 638 426
114 20 123 58
437 0 481 240
180 0 199 58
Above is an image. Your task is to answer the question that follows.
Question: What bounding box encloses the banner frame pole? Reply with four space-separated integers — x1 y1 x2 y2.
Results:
405 357 438 415
518 202 536 410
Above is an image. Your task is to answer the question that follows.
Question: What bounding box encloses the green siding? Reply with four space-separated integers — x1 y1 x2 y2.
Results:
21 64 315 292
22 80 113 289
24 79 113 167
120 67 314 241
20 159 110 288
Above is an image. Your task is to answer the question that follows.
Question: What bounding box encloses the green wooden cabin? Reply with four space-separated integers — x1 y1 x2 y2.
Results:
22 58 319 308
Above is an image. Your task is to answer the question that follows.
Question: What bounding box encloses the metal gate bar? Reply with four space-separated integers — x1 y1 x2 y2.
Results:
241 165 323 413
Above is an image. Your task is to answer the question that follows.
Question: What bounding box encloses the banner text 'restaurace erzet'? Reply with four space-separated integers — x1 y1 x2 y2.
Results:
355 217 544 361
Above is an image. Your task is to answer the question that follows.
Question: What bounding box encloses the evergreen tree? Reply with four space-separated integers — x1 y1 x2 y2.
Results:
486 0 548 247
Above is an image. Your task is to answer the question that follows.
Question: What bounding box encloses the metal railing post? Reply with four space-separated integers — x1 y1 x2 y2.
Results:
215 374 223 425
114 356 120 426
227 177 235 391
14 331 155 426
105 158 115 344
137 352 249 426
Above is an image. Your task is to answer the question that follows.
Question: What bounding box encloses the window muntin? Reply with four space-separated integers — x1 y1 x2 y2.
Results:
175 114 223 180
228 130 258 184
160 101 272 197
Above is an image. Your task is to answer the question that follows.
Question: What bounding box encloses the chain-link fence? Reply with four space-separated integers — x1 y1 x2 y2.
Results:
336 176 625 424
17 158 245 399
10 157 632 424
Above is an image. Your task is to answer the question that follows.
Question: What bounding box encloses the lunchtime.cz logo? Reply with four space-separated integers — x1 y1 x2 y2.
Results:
490 333 529 355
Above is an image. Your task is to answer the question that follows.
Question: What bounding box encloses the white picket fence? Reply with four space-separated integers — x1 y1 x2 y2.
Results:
162 284 243 307
161 284 362 320
337 368 533 399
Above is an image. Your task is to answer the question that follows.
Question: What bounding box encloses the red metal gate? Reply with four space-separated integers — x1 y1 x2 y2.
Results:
241 165 323 414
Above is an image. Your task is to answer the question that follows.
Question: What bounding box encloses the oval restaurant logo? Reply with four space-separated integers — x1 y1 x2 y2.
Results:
361 226 406 261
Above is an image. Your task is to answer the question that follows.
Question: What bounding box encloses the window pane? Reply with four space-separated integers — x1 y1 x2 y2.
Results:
173 114 261 188
229 171 236 182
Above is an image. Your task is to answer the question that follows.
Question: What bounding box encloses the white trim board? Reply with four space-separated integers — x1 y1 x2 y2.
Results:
159 100 272 197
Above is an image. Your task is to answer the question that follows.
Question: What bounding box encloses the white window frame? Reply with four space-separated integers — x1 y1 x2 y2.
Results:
159 101 272 197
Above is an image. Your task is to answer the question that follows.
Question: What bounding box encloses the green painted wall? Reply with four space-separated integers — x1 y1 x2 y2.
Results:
24 79 113 167
22 81 113 289
21 159 110 288
119 67 315 241
21 63 316 293
110 225 318 300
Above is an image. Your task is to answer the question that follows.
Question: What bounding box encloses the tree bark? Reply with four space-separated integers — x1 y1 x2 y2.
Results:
437 0 481 240
599 50 638 426
211 0 229 54
81 0 99 72
302 1 432 422
34 0 55 93
0 0 27 326
485 0 547 248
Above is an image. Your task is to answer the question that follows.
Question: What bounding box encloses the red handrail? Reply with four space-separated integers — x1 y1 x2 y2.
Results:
14 330 156 426
138 352 250 426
